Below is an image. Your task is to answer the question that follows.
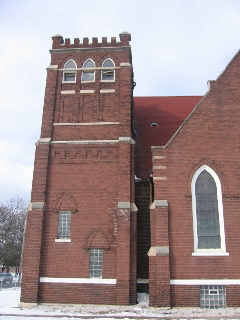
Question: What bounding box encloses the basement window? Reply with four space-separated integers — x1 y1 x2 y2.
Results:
200 285 226 309
151 122 158 127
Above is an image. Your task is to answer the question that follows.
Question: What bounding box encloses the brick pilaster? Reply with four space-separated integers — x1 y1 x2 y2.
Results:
148 200 170 307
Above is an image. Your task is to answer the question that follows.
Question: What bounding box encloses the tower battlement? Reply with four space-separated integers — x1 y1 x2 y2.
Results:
51 32 131 49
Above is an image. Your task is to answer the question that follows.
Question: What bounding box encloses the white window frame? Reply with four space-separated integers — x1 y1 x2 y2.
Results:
89 249 103 279
62 59 77 83
57 211 71 240
101 58 115 82
81 58 95 82
191 165 228 256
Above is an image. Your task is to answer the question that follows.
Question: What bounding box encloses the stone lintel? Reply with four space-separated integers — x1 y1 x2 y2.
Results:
153 177 167 181
100 89 115 93
148 246 169 256
118 202 130 209
61 90 75 94
153 166 166 169
152 155 166 159
36 138 51 145
31 202 46 210
80 89 95 94
155 200 168 208
120 62 132 68
47 65 58 70
119 137 136 144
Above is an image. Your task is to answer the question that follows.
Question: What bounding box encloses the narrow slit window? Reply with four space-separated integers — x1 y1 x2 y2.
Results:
58 211 71 239
89 249 103 278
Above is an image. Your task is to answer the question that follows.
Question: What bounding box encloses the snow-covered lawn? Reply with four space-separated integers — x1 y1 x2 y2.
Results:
2 287 240 319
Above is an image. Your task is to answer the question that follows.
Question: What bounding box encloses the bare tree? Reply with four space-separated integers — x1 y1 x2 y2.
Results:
0 197 27 274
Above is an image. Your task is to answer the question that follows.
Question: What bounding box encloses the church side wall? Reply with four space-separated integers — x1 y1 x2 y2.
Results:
150 51 240 307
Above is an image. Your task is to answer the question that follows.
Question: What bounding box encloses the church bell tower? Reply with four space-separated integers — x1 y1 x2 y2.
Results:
20 32 137 306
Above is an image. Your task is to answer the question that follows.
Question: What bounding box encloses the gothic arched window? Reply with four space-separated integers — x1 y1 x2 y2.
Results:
191 165 228 255
62 59 77 82
81 59 95 82
101 58 115 81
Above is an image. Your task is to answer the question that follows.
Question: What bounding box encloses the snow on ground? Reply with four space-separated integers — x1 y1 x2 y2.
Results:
2 287 240 319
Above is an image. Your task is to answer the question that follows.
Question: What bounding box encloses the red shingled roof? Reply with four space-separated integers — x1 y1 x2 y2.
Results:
134 96 203 179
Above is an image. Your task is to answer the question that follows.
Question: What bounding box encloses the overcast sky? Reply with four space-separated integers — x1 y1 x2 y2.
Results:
1 0 240 203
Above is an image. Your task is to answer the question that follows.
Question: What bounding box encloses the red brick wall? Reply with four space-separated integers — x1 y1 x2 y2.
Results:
151 50 240 307
21 33 136 306
38 283 117 305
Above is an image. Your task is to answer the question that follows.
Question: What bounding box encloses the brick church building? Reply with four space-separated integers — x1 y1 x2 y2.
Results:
20 32 240 309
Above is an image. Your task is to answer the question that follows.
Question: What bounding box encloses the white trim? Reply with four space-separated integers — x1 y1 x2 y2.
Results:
100 80 115 83
51 140 119 144
55 239 71 243
153 166 166 169
192 165 226 254
62 59 77 83
58 67 120 71
40 277 116 284
80 89 95 94
119 137 136 144
192 251 229 256
152 156 166 159
61 90 75 95
32 202 45 210
153 177 167 181
51 137 135 145
118 202 130 209
53 122 119 126
171 279 240 285
47 65 58 70
62 81 76 84
36 138 51 144
101 58 115 81
155 200 168 207
100 89 115 93
120 62 132 68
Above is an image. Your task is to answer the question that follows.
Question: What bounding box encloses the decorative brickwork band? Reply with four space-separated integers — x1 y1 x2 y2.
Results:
84 229 110 251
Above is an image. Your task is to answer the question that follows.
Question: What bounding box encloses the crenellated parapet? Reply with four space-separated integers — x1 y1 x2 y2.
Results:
52 31 131 49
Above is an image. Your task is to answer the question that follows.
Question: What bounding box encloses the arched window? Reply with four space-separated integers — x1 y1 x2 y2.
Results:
81 59 95 82
101 58 115 81
191 165 227 255
62 59 77 82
